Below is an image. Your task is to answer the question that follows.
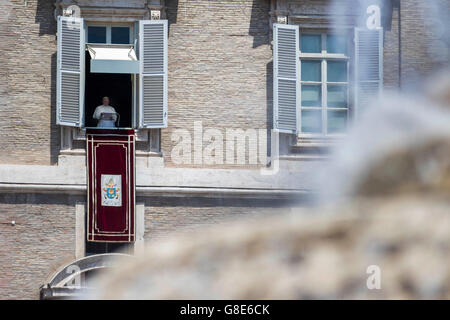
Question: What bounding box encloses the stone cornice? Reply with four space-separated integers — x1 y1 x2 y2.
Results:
289 14 358 29
0 159 322 198
54 0 167 21
0 183 310 199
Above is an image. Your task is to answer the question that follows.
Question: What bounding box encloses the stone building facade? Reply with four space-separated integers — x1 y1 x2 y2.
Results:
0 0 448 299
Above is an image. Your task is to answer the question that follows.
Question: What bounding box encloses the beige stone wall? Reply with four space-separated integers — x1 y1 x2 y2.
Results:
0 0 273 167
0 0 59 165
0 0 448 167
143 196 296 242
163 0 272 167
0 193 300 299
0 194 78 299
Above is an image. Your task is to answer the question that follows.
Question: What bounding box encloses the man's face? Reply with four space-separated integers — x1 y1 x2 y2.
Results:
103 97 109 106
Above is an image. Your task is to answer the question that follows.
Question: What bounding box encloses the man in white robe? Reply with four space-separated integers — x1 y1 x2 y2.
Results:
93 96 118 128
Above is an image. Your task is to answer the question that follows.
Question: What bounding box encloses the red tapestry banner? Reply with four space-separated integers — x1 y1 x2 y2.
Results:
86 129 135 242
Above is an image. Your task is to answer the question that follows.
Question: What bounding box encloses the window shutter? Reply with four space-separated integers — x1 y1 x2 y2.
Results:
273 24 300 134
57 16 85 127
354 28 383 117
133 21 140 128
139 20 168 129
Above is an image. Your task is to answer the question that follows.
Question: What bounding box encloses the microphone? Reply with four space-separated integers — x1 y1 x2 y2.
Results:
115 112 121 128
100 112 120 128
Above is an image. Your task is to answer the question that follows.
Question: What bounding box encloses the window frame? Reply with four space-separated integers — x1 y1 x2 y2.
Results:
86 22 134 45
299 30 352 138
58 19 167 152
84 22 137 129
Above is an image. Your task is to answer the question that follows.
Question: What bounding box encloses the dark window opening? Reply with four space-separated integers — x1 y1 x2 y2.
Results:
85 241 134 255
84 51 133 128
88 26 106 43
112 27 130 44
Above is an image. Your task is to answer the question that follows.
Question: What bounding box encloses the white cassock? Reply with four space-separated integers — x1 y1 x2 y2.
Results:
93 105 118 128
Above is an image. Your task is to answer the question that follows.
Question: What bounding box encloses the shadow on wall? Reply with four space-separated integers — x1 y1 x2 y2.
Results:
35 1 59 163
36 0 57 36
0 193 85 205
249 0 270 48
266 60 273 155
136 195 306 208
50 52 59 165
166 0 179 25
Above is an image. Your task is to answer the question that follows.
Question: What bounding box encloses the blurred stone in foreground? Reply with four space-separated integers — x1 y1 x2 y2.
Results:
355 69 450 197
88 195 449 299
320 69 450 200
87 71 450 300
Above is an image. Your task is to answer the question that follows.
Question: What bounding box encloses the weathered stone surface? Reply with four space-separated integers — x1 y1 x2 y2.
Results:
320 70 450 200
399 0 450 89
0 0 60 165
90 195 449 299
0 194 78 300
163 0 272 167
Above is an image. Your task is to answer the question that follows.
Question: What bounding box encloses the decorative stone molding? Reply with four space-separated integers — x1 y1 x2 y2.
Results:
269 0 290 44
289 14 358 29
54 0 167 22
150 9 161 20
269 9 289 26
59 127 161 168
148 0 166 19
148 0 166 17
277 15 287 24
68 128 150 143
269 0 359 29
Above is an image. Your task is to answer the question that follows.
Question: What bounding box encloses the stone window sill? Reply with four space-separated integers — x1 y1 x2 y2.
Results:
290 135 346 158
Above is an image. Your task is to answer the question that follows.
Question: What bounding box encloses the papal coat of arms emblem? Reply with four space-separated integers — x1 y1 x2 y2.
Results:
101 174 122 207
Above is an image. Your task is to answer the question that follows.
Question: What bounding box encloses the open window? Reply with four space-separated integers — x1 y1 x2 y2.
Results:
273 23 383 136
56 17 168 130
84 23 137 128
298 31 352 136
84 50 134 128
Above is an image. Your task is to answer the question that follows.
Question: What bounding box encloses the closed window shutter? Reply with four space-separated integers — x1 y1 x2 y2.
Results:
273 24 300 134
57 16 85 127
354 28 383 117
139 20 168 128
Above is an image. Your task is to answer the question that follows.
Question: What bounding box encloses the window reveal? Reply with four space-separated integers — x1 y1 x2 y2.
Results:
273 24 383 136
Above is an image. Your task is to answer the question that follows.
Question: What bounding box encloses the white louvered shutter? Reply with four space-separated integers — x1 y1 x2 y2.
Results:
57 16 85 127
139 20 168 128
273 24 300 134
354 28 383 117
